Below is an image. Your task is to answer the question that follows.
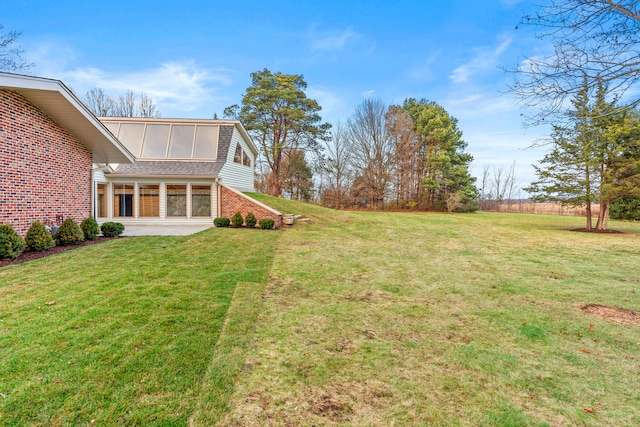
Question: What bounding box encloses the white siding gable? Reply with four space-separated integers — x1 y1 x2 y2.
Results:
219 127 256 192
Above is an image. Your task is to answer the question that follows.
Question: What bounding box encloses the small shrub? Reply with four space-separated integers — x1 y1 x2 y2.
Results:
101 222 125 237
214 217 230 227
245 212 257 228
259 218 275 230
0 224 26 260
80 216 100 240
231 211 244 227
54 218 85 246
25 221 55 252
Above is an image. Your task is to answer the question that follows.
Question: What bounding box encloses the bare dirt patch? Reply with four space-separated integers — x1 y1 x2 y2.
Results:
0 236 122 269
581 304 640 325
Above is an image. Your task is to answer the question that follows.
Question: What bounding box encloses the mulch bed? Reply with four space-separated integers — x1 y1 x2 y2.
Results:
0 236 122 269
569 228 625 234
581 303 640 326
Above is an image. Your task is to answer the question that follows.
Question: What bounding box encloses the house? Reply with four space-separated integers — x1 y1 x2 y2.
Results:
0 72 281 235
96 117 282 227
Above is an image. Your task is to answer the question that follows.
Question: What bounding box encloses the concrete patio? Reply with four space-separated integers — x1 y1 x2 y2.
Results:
120 225 212 236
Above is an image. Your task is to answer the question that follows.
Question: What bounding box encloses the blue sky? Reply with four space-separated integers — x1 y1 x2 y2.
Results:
6 0 553 192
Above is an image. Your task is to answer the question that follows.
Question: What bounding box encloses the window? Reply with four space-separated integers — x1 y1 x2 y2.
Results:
139 184 160 217
114 184 134 217
100 120 221 160
191 185 211 217
97 183 107 218
117 124 145 157
166 184 187 217
141 124 170 158
168 125 195 158
234 145 251 166
194 126 218 159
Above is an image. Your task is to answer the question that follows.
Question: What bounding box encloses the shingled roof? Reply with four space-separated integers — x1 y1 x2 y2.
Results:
107 160 225 178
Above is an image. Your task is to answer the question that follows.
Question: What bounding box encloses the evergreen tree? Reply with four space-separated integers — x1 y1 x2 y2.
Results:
224 69 331 197
526 79 640 230
402 99 477 212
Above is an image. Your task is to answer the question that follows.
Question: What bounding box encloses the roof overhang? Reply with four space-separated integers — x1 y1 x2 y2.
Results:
106 174 219 179
0 72 134 164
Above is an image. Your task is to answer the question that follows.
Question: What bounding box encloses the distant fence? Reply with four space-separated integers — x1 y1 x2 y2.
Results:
480 201 600 217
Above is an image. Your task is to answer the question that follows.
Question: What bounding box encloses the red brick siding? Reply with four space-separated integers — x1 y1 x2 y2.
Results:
0 90 93 235
219 185 282 228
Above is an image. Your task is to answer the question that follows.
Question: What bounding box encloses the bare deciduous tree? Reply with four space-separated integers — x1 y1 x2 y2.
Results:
386 106 419 208
0 24 33 73
510 1 640 122
347 99 393 209
85 89 161 118
322 121 353 208
479 162 519 211
85 88 114 116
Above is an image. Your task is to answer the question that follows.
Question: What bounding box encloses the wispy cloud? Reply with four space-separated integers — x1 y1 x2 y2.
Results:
310 28 359 51
449 35 512 84
27 42 231 116
64 61 231 113
306 86 348 123
311 28 357 51
407 52 441 82
360 89 376 97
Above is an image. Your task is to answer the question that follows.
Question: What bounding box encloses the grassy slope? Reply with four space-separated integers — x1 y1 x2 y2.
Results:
0 228 280 426
222 195 640 426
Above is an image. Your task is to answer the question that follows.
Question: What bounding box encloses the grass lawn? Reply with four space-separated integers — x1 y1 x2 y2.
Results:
221 195 640 426
0 228 280 425
1 200 639 426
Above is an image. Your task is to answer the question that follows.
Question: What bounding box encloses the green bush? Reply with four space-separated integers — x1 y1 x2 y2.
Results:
80 216 100 240
259 218 275 230
0 224 26 260
25 221 55 252
610 196 640 221
101 222 125 237
231 211 244 227
54 218 85 246
245 212 257 228
214 217 230 227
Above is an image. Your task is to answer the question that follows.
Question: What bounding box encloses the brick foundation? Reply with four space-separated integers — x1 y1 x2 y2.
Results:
0 90 92 235
219 185 282 228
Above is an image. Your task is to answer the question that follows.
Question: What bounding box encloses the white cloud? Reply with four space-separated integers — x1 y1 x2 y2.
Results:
27 42 231 116
63 61 231 114
449 35 512 84
311 28 358 51
360 89 376 97
407 52 441 82
306 86 348 123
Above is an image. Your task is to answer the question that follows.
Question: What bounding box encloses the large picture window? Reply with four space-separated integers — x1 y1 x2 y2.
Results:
139 184 160 217
191 185 211 217
114 184 134 217
166 184 187 217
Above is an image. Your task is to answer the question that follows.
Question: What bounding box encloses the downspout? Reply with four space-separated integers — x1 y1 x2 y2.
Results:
215 177 222 217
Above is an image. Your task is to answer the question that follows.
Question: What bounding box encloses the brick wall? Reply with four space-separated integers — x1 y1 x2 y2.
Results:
219 185 282 228
0 89 93 235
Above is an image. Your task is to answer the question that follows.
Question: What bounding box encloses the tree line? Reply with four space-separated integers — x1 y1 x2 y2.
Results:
226 69 478 212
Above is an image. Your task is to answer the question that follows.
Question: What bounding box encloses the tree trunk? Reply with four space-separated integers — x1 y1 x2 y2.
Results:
268 171 281 197
595 201 609 230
